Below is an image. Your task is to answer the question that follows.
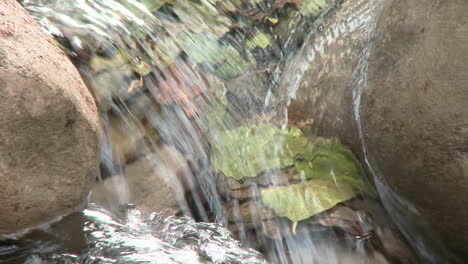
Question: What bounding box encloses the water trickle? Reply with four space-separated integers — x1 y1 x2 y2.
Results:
3 0 445 262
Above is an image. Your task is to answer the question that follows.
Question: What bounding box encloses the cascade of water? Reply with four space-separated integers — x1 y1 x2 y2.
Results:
8 0 440 263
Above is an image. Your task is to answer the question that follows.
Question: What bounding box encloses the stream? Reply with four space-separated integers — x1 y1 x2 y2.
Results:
1 0 452 263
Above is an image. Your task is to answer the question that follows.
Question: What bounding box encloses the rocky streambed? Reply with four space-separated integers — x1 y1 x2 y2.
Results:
1 0 467 263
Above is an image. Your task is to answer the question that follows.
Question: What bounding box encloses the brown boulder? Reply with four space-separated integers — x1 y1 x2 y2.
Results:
283 0 373 150
91 146 193 216
287 0 468 259
0 0 101 235
360 0 468 257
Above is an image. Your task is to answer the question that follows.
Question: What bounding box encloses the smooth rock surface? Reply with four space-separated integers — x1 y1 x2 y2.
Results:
92 145 194 216
287 0 468 259
360 0 468 257
284 0 373 152
0 0 100 235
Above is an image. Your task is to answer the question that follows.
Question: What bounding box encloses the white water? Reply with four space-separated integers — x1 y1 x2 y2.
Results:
5 0 454 263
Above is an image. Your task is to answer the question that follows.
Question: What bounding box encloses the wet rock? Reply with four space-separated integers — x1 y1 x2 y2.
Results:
360 0 468 258
105 113 150 167
92 145 194 216
287 0 468 259
284 0 372 150
0 0 100 235
226 200 276 225
261 218 296 240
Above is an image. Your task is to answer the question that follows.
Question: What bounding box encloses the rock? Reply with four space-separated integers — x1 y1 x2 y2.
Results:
360 0 468 258
0 0 100 235
92 145 194 216
283 0 373 151
286 0 468 259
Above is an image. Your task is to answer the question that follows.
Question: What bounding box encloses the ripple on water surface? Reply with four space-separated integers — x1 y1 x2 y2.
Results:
0 205 267 264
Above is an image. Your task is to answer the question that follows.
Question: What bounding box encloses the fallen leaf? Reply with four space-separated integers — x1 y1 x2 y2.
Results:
211 124 308 180
246 32 271 49
261 180 356 222
297 0 327 16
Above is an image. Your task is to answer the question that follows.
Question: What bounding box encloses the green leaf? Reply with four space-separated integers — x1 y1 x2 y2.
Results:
171 1 231 38
211 124 375 195
293 138 369 190
176 32 250 79
211 124 308 180
153 37 180 67
206 98 234 130
261 180 355 222
213 48 252 80
298 0 327 16
89 50 129 72
246 32 271 49
176 32 223 63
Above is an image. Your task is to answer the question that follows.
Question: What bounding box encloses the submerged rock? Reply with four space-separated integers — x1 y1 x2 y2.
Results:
92 145 194 216
0 0 100 235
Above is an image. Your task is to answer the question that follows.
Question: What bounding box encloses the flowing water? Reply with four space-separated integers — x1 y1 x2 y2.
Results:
0 205 267 263
1 0 454 263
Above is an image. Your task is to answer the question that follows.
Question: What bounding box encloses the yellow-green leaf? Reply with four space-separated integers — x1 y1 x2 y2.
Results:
261 180 355 222
89 51 129 72
132 61 152 75
298 0 327 16
211 124 308 180
293 138 369 190
246 32 271 49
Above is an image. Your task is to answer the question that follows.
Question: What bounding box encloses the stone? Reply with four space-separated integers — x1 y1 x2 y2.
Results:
360 0 468 258
286 0 468 259
284 0 374 151
0 0 100 235
91 145 194 216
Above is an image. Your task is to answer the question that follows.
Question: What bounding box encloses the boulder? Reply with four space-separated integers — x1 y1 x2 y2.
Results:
91 145 194 216
0 0 101 235
287 0 468 259
284 0 373 150
360 0 468 258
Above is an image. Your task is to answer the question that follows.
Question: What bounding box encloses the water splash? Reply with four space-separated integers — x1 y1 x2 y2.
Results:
0 206 267 264
13 0 430 263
